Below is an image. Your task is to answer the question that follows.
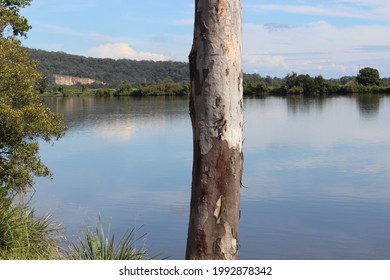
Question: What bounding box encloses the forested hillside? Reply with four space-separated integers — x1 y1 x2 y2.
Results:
27 48 189 87
27 48 390 96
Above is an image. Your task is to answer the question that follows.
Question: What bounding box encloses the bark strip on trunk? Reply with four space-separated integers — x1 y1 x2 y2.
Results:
186 0 243 260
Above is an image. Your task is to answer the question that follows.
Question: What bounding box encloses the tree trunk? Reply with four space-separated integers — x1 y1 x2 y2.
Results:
186 0 243 260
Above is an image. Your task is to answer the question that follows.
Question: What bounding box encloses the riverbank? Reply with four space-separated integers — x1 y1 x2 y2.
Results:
41 70 390 97
42 83 390 98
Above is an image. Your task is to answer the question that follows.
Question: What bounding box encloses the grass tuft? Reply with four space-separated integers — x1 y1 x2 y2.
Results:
69 217 150 260
0 197 64 260
1 197 159 260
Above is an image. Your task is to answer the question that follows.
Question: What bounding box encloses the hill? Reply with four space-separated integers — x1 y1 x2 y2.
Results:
27 48 189 87
27 49 390 97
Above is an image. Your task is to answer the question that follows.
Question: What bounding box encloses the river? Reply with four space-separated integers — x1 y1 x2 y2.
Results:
34 95 390 259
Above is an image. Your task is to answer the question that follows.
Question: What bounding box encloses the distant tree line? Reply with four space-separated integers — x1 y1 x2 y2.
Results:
61 68 390 97
113 79 190 97
244 67 390 97
103 67 390 97
27 49 390 96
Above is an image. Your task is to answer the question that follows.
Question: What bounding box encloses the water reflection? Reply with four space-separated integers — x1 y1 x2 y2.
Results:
35 96 390 259
356 94 383 118
44 96 190 128
286 95 327 115
283 94 386 119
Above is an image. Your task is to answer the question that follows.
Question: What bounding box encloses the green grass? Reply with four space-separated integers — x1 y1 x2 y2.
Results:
1 196 157 260
0 198 64 260
68 217 151 260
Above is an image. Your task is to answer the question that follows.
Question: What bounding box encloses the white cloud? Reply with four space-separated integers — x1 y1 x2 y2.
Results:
245 3 366 19
245 1 390 21
243 53 289 73
243 21 390 77
335 0 389 7
85 43 170 61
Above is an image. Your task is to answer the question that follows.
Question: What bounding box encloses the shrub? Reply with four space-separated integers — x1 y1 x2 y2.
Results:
69 217 151 260
0 197 64 260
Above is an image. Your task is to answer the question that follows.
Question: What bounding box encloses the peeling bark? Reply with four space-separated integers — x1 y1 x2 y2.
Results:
186 0 243 260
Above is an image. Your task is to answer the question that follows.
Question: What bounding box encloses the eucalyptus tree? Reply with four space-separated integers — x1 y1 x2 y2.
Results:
186 0 244 260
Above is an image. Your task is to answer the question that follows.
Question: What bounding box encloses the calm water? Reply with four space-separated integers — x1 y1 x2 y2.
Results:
34 95 390 259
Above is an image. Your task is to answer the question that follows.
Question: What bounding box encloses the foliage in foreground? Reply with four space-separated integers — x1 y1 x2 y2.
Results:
1 1 152 261
0 39 66 198
0 197 63 260
0 0 32 38
69 218 151 260
0 198 153 260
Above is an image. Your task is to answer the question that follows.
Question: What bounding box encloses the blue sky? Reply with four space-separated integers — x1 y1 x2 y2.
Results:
21 0 390 78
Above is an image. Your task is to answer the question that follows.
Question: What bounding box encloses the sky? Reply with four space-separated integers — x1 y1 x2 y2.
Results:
20 0 390 78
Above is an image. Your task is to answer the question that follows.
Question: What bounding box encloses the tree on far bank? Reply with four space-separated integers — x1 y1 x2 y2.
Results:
356 67 381 86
